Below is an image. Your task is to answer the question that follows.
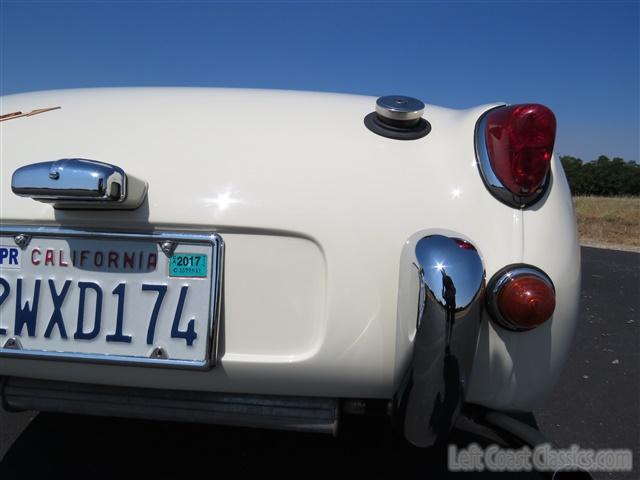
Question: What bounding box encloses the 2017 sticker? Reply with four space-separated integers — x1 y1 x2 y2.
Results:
169 253 207 278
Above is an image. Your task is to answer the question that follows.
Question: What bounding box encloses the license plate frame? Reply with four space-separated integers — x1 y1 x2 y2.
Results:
0 225 224 370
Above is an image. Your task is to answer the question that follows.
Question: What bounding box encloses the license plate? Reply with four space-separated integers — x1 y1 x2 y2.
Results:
0 227 223 369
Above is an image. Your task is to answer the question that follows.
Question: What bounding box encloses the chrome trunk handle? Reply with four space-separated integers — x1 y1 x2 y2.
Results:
11 158 147 209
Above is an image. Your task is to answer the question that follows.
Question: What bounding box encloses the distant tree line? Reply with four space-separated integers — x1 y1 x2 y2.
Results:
560 155 640 196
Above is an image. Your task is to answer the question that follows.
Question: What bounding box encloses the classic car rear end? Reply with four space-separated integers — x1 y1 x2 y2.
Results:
0 88 580 446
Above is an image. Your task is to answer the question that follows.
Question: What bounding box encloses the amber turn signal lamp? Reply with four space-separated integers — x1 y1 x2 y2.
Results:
487 265 556 331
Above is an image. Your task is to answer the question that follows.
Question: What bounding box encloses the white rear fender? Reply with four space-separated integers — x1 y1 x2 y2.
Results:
0 89 578 413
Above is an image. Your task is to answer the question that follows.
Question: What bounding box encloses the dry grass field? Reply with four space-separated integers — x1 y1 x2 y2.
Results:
573 196 640 248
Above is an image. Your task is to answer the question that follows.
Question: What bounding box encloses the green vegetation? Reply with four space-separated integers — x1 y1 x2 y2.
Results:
560 155 640 196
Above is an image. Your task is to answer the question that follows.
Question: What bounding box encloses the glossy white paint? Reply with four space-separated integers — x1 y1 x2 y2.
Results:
0 88 580 410
222 233 326 361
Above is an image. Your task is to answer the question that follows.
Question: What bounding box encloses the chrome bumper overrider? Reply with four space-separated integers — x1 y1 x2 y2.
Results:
395 235 485 447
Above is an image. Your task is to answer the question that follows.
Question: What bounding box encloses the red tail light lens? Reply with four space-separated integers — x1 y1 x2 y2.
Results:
488 266 556 331
453 238 476 250
484 104 556 197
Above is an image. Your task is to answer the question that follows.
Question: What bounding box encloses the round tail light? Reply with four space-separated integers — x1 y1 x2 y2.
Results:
487 266 556 331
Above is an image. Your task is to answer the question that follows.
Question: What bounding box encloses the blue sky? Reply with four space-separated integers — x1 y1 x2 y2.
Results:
1 0 638 160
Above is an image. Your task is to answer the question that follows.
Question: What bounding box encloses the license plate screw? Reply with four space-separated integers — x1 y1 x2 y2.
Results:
3 337 23 350
13 234 31 250
150 346 169 359
159 241 178 257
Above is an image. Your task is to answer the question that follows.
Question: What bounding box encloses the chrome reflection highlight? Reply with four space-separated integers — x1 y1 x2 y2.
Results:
11 158 149 209
12 158 127 202
13 234 31 250
398 235 485 448
375 95 425 122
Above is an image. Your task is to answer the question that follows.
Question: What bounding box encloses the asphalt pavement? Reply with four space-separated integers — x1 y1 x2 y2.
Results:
0 246 638 479
536 247 639 479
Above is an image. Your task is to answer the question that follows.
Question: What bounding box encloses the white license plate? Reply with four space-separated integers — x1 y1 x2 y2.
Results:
0 227 223 369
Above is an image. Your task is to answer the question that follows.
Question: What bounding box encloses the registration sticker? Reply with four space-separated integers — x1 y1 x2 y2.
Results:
169 253 208 278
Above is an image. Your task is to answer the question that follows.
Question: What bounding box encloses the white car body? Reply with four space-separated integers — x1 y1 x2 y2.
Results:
0 88 580 442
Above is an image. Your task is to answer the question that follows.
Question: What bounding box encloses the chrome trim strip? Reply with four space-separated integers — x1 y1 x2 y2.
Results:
0 225 224 371
474 107 550 209
397 235 485 448
0 349 209 370
486 264 555 332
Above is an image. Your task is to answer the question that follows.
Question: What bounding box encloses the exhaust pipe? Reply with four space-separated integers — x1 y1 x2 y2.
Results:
464 406 594 479
552 467 592 479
